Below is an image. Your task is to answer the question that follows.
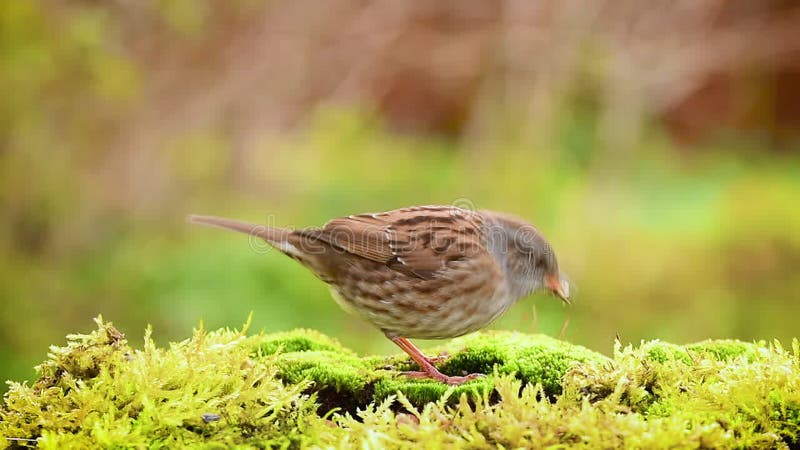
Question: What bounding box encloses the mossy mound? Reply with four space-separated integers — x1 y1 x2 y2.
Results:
1 318 798 449
262 327 605 413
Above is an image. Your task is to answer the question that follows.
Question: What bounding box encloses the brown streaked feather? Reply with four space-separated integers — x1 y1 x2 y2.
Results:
298 206 488 280
304 214 395 262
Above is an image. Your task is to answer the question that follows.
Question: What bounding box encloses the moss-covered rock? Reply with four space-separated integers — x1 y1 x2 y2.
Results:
1 317 798 449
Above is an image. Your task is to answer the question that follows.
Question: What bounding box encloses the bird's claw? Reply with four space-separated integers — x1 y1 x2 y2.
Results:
423 351 451 365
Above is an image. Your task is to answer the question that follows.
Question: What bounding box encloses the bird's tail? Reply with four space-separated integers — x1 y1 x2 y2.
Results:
187 215 290 244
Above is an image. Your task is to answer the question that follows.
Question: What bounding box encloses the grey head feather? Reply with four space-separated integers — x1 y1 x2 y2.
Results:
481 211 559 301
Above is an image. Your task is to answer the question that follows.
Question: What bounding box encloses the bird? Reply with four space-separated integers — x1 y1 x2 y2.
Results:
189 205 570 385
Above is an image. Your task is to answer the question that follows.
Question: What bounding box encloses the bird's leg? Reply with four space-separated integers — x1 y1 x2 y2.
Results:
389 336 482 385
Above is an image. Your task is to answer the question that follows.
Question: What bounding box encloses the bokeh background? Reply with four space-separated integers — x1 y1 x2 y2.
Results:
2 0 800 391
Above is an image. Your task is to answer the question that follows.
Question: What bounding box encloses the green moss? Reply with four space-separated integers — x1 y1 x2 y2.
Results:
687 339 761 362
257 329 607 411
642 340 693 365
254 329 350 355
1 317 799 449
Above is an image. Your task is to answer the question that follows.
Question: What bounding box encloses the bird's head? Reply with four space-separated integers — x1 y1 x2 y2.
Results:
482 210 571 304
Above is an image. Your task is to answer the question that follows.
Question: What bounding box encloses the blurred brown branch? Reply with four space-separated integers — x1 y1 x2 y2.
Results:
4 0 800 246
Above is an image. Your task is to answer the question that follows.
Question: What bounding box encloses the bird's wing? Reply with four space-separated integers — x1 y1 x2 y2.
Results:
299 206 488 279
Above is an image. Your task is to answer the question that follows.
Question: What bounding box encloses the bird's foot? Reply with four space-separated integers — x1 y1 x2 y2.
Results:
401 370 484 385
388 336 482 385
424 351 451 365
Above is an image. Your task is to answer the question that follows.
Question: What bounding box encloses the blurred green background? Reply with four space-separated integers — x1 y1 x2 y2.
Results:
2 1 800 391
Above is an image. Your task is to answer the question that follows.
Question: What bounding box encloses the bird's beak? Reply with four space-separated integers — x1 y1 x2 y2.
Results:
545 273 571 304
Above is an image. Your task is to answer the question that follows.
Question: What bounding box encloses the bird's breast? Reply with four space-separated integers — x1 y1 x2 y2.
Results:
328 258 512 340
